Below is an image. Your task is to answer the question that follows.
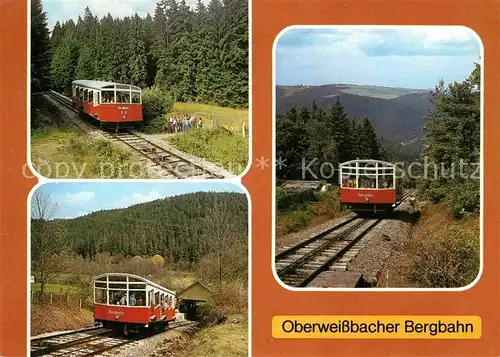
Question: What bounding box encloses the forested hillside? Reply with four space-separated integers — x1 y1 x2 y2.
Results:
32 0 248 108
34 192 248 263
276 99 386 181
276 84 433 142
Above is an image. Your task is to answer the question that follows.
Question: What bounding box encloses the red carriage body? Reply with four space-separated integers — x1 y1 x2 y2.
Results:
339 159 403 214
93 273 176 334
71 80 143 128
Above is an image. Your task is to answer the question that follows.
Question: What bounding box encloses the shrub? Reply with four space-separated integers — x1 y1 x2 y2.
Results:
198 282 247 326
142 87 174 126
422 186 447 204
276 188 316 212
314 187 341 213
151 254 166 267
404 219 479 288
447 181 480 219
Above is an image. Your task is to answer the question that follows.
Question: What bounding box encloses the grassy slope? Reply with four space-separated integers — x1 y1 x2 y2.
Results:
276 188 345 242
167 128 248 174
31 94 153 179
162 102 249 174
177 319 247 357
172 102 248 132
31 283 78 295
386 203 480 288
31 304 93 336
31 130 155 179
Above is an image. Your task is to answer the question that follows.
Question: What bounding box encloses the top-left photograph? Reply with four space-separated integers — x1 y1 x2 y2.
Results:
30 0 249 179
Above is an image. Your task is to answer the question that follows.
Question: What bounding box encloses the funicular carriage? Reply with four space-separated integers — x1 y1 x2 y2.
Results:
93 273 176 336
339 159 403 214
71 80 143 131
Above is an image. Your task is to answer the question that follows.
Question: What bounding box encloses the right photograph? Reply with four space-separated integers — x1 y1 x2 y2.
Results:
273 26 482 290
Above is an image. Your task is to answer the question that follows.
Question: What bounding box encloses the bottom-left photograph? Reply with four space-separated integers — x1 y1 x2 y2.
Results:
29 181 249 357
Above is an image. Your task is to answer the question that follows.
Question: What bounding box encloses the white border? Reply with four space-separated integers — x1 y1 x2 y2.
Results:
271 25 484 292
26 0 253 355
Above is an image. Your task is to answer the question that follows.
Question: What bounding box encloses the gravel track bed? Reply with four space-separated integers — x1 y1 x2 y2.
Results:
121 324 198 357
276 213 355 250
347 202 415 287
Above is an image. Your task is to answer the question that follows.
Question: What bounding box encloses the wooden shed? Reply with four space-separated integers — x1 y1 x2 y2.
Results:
177 282 213 319
177 281 212 302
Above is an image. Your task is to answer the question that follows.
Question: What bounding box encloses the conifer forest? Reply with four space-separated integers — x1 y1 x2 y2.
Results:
31 0 248 108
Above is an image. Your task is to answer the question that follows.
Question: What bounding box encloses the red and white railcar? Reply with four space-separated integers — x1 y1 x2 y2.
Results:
339 159 403 214
93 273 176 335
72 80 143 130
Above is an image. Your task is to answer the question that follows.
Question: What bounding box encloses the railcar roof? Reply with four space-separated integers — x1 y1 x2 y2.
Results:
340 159 395 167
93 272 175 295
72 80 141 91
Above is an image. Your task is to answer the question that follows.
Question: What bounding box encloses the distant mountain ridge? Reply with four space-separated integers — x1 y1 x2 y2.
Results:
276 84 434 143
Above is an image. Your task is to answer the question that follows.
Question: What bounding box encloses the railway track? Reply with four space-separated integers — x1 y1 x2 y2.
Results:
275 190 416 288
31 321 196 357
102 131 223 179
46 90 224 179
276 218 381 287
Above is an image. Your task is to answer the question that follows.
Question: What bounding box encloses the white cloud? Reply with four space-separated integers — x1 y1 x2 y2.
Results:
64 191 96 204
106 190 163 209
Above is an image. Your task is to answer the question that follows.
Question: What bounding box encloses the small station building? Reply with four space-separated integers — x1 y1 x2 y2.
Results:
177 281 212 320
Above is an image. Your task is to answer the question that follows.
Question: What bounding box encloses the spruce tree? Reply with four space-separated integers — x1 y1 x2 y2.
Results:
31 0 52 88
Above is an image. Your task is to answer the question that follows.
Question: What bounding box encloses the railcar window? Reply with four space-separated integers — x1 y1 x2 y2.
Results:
116 92 131 104
109 290 128 305
155 292 160 306
95 282 106 288
89 90 93 103
379 175 394 188
95 289 107 304
342 175 356 188
101 91 114 103
130 291 145 306
160 294 165 305
359 175 376 189
109 282 127 289
109 275 127 282
129 277 142 282
131 92 141 104
83 89 88 101
129 283 146 289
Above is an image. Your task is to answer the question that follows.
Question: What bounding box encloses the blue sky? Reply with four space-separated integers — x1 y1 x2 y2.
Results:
33 182 245 219
275 26 481 89
42 0 209 29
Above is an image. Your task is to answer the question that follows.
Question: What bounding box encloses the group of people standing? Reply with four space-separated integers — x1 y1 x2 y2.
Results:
166 115 203 133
